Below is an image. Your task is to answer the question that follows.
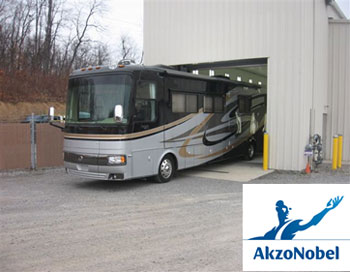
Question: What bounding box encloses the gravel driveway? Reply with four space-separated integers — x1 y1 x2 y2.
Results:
0 165 349 272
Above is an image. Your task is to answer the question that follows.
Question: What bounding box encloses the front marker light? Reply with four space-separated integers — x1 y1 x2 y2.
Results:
108 155 126 165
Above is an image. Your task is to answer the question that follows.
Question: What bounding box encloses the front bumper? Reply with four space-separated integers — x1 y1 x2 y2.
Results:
66 168 110 180
64 160 129 180
66 168 125 180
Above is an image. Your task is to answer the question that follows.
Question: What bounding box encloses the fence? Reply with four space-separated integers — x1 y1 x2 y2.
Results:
0 122 63 170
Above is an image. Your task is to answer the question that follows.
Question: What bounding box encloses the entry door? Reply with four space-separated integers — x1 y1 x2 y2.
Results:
132 74 164 178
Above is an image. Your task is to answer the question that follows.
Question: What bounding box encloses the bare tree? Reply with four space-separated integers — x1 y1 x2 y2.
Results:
33 0 45 59
0 0 5 16
17 0 35 69
42 0 54 71
0 0 111 105
0 0 13 67
0 0 10 22
94 42 109 65
4 1 35 70
68 0 102 69
117 34 140 63
72 41 110 68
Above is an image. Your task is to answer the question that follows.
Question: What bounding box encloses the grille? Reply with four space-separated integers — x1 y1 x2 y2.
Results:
64 152 109 165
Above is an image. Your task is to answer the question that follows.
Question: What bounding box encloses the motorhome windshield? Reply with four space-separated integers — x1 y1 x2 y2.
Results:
66 74 132 124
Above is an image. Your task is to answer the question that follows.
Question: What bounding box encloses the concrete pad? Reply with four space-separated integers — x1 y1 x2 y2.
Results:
181 156 274 182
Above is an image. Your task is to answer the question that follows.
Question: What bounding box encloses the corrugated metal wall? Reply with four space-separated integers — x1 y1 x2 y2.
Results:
144 0 329 170
326 20 350 161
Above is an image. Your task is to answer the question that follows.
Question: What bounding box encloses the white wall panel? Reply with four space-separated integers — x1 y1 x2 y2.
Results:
326 21 350 162
144 0 330 170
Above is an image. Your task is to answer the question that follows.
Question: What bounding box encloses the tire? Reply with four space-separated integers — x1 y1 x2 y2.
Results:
154 155 175 183
245 141 255 160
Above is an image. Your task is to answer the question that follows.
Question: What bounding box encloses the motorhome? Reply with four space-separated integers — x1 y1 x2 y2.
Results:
63 63 266 182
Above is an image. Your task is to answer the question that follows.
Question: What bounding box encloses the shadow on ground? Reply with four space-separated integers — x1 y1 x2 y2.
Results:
71 177 155 191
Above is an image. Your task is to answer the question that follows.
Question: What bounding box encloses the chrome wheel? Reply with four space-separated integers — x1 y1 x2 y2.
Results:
154 155 175 183
160 158 172 179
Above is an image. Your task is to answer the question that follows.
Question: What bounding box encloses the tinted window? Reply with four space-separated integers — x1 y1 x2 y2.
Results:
172 92 198 113
134 81 157 122
66 75 132 124
186 94 198 113
238 95 251 113
204 96 213 113
214 96 224 112
204 95 224 113
172 93 185 113
136 81 156 99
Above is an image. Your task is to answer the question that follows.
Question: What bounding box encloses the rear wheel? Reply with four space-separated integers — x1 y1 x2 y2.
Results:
245 142 255 160
154 155 175 183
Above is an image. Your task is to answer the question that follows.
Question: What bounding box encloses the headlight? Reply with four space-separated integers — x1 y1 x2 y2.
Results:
108 155 126 165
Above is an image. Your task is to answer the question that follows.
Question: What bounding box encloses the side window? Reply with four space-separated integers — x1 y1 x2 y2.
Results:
204 96 213 113
136 81 156 99
251 95 266 110
204 95 224 113
185 94 198 113
238 95 251 113
172 92 198 113
214 96 224 112
135 81 157 122
172 93 185 112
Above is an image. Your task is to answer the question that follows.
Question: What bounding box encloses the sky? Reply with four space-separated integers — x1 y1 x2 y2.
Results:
91 0 144 61
337 0 350 18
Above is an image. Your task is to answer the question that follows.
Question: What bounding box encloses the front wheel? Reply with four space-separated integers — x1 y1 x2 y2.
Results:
154 155 175 183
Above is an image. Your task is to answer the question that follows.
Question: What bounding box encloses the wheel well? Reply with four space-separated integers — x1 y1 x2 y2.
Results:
164 153 178 170
249 137 257 147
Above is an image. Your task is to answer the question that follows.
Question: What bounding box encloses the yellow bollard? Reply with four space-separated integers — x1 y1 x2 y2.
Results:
263 132 269 170
332 135 338 170
338 135 343 169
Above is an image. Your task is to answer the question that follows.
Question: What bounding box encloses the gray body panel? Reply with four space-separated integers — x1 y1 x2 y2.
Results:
64 100 265 180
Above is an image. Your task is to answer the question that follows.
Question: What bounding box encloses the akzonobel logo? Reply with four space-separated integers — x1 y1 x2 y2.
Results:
243 185 350 271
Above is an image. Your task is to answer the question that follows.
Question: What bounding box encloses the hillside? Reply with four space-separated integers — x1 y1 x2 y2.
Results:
0 70 67 122
0 102 66 123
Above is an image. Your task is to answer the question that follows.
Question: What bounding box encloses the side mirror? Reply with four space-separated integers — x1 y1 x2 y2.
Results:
49 106 55 121
114 105 123 122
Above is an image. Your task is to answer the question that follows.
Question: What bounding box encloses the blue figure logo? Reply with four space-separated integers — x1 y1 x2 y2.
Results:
250 196 344 240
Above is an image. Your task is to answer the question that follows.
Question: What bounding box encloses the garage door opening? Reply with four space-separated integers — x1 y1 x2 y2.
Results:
174 58 270 181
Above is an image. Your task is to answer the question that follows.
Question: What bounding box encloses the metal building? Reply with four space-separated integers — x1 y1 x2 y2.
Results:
143 0 350 171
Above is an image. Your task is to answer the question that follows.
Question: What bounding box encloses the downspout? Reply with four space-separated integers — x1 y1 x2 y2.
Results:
310 0 316 138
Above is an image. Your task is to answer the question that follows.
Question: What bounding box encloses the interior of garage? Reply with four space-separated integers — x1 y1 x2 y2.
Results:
172 59 269 180
176 59 267 129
